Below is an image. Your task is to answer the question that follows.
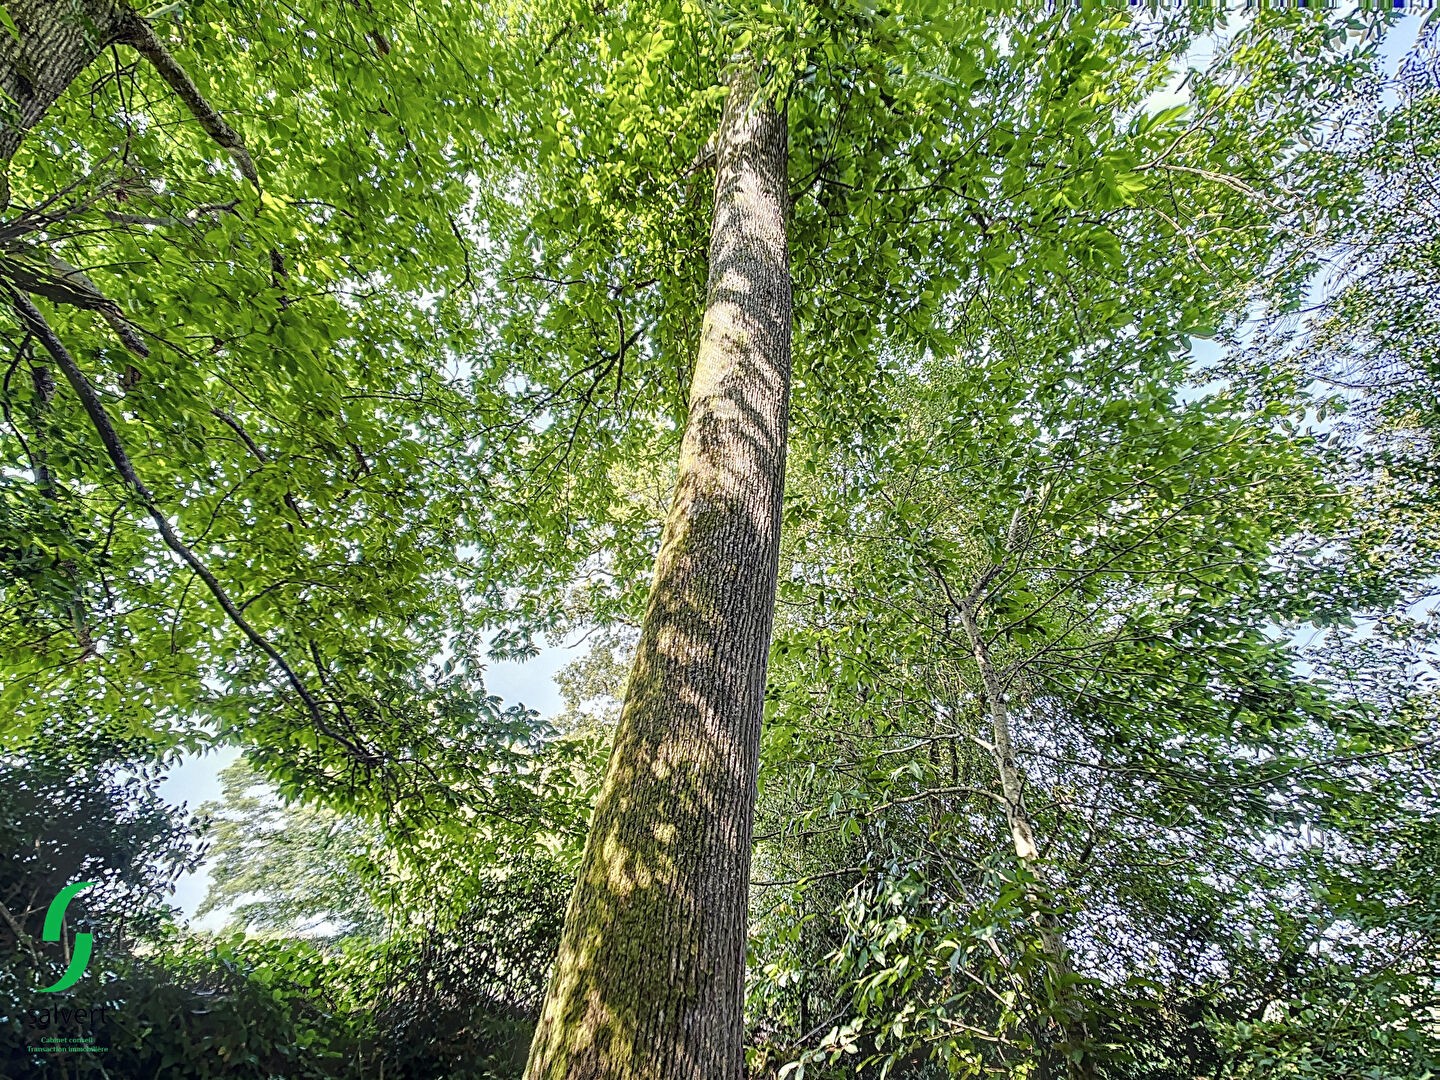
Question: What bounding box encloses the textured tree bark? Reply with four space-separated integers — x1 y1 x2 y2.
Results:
524 68 791 1080
0 0 256 209
0 0 129 205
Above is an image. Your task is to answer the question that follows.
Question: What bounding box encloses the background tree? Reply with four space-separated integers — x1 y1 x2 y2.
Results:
745 12 1440 1079
196 759 387 938
0 0 550 824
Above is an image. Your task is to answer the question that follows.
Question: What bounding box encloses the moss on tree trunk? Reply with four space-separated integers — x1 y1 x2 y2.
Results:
524 68 791 1080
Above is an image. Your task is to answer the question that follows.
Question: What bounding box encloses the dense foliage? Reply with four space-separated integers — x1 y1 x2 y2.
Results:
1 3 1437 1079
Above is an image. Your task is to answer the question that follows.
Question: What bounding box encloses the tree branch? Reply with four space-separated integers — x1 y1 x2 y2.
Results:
0 242 149 356
4 288 350 747
117 13 259 185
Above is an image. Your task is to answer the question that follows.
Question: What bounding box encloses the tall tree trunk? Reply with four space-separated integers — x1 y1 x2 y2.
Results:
0 0 129 206
525 68 791 1080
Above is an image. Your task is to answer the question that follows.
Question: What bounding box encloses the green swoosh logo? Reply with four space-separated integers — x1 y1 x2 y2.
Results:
38 881 94 993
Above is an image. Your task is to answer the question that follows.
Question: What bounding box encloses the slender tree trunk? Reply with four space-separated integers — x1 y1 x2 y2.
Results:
525 69 791 1080
956 595 1089 1078
956 600 1041 865
0 0 129 205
